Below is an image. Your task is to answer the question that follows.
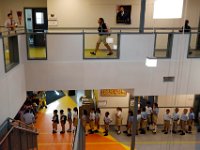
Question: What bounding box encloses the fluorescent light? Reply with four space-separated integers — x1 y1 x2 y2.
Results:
145 57 157 67
55 90 60 95
106 37 114 44
113 44 117 50
153 0 184 19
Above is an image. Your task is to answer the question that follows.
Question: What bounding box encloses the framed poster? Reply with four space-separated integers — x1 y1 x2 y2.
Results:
116 5 131 24
100 89 127 97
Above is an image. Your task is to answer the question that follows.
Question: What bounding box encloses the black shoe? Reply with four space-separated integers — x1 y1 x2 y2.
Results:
90 52 96 55
162 130 165 132
104 133 108 136
60 131 65 134
147 127 150 131
107 52 113 55
89 131 94 134
123 131 128 134
172 130 177 134
164 132 168 134
180 132 185 135
52 131 57 134
127 134 132 136
94 130 99 133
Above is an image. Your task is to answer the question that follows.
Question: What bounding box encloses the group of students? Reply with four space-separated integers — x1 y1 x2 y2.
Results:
52 104 196 137
162 107 195 135
52 107 78 134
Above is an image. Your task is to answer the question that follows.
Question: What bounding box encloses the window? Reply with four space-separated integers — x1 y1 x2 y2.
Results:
153 0 184 19
3 35 19 72
36 12 44 24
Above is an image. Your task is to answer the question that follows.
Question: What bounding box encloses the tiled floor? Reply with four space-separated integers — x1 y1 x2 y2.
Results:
35 93 129 150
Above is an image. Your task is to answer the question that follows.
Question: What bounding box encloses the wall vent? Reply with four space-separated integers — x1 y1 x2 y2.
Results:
163 76 175 82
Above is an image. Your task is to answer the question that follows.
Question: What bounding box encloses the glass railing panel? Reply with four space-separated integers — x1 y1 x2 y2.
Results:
2 35 19 72
154 33 173 58
27 32 47 60
188 32 200 58
84 33 120 59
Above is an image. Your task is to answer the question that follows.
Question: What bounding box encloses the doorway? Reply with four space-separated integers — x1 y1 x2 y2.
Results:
24 8 48 47
24 8 48 59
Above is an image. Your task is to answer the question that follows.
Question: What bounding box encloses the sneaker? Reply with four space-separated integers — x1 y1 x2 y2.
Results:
107 52 113 55
90 52 96 55
104 133 108 136
117 131 121 135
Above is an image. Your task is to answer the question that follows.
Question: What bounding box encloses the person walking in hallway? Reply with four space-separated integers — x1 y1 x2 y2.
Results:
90 18 113 56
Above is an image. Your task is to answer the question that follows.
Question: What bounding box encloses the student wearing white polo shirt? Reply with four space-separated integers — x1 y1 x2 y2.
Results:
162 109 171 134
172 108 180 134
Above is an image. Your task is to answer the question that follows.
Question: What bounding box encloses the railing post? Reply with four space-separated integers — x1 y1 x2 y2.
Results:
139 0 146 33
131 96 138 150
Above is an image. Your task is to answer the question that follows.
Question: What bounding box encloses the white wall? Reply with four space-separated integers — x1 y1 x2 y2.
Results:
47 0 200 28
157 95 194 124
98 91 130 125
0 35 27 124
24 33 200 97
0 0 47 26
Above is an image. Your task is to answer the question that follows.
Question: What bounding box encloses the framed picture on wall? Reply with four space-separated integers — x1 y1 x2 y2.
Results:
116 5 131 24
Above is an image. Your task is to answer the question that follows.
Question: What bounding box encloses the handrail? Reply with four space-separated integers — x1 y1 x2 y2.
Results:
8 117 37 132
0 118 38 148
0 126 38 146
0 126 14 145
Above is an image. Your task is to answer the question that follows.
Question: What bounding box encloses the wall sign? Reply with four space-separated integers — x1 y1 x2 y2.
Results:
100 89 127 97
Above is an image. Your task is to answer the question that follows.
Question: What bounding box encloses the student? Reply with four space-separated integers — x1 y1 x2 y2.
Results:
73 107 78 132
172 108 180 134
89 108 95 134
146 102 152 130
67 108 72 132
127 110 134 136
22 109 35 126
82 109 88 135
180 109 188 135
188 108 195 133
140 107 147 134
152 103 159 134
60 109 67 134
116 107 123 134
137 110 142 135
104 112 112 136
95 108 101 133
52 109 59 133
163 109 171 134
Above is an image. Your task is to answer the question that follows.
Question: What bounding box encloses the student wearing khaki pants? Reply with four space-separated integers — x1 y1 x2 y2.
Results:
172 108 180 134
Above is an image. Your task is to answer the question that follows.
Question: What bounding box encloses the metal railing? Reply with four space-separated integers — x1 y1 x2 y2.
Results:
0 118 38 150
72 119 85 150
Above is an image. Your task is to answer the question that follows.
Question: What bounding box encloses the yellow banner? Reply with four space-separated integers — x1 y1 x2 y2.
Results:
100 89 127 97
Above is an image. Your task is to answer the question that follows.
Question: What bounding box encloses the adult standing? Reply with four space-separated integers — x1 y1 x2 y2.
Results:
90 18 113 56
4 13 17 33
180 20 191 33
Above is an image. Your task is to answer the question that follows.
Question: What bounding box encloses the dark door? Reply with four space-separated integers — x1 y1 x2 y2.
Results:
32 8 48 46
32 8 48 32
197 16 200 50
